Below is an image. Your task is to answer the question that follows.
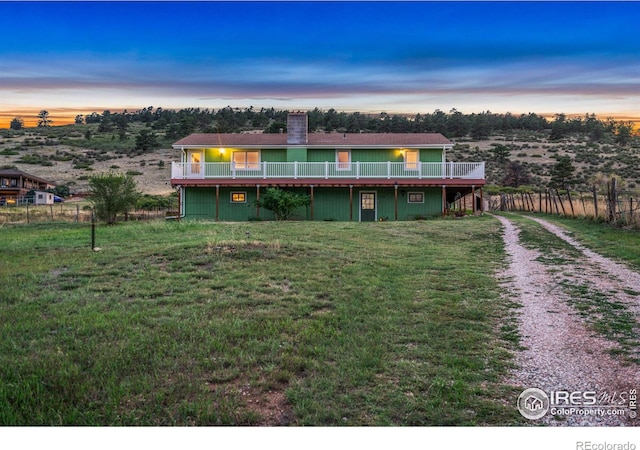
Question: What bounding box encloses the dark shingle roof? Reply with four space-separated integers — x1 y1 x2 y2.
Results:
0 169 55 185
173 132 452 148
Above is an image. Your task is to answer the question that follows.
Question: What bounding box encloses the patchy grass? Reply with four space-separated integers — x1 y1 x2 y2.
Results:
0 218 523 425
525 214 640 271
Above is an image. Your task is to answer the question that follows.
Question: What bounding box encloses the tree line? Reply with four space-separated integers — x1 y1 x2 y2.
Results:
8 106 635 144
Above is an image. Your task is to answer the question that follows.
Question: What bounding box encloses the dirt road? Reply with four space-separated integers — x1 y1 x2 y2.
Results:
494 214 640 426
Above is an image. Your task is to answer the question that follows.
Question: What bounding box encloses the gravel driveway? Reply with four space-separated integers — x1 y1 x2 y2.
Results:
494 214 640 426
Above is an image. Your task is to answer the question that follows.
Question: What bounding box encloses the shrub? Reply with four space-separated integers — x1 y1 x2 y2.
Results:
255 187 310 221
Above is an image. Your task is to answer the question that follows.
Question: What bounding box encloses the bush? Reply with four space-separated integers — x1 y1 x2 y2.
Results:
255 187 310 221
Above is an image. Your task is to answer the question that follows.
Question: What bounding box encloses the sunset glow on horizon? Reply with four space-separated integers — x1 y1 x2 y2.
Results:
1 1 639 130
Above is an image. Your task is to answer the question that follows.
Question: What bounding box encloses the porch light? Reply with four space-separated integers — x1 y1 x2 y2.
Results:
219 148 225 154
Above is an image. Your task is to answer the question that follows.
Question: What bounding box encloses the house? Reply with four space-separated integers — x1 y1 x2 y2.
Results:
0 169 56 205
170 113 485 221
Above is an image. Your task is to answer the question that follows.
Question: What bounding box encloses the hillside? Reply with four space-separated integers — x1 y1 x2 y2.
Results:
2 121 639 197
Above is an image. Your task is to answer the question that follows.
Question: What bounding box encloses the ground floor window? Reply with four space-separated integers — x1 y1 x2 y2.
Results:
231 192 247 203
408 192 424 203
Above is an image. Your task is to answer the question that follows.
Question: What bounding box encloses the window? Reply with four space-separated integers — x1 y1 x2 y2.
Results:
336 149 351 170
189 151 202 174
404 150 419 170
231 192 247 203
233 151 260 170
408 192 424 203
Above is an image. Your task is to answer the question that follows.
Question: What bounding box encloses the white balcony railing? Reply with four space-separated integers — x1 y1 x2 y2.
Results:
171 161 484 180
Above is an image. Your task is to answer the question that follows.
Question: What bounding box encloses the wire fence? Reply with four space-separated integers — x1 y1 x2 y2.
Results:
0 202 175 225
487 181 639 228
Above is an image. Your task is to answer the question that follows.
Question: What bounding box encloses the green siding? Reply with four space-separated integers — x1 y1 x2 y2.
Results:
184 186 443 221
421 148 443 162
307 149 335 162
204 148 226 163
397 188 442 219
183 187 216 219
261 149 287 162
311 188 352 221
287 147 307 162
351 149 403 162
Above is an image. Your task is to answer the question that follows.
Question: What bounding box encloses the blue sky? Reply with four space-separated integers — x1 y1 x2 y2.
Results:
1 1 639 126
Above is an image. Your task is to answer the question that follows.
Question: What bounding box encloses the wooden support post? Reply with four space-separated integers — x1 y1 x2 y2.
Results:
310 185 314 221
349 185 353 222
394 184 398 221
480 187 483 212
442 185 447 217
256 185 260 219
215 185 220 222
471 185 476 213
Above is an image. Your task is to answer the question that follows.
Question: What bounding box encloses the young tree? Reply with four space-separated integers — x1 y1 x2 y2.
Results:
255 187 310 221
549 155 575 190
88 171 141 224
135 129 160 152
37 110 53 127
491 144 511 163
502 161 531 188
615 124 632 146
9 117 24 130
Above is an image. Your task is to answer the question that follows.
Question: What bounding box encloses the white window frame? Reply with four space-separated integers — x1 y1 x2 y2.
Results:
407 192 424 204
230 191 247 203
232 150 260 170
404 150 419 171
336 149 351 170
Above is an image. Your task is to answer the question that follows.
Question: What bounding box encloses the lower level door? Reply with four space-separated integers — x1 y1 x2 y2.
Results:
360 192 376 222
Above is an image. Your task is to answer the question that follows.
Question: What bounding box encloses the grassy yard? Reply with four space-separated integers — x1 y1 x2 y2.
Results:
0 217 523 425
523 213 640 271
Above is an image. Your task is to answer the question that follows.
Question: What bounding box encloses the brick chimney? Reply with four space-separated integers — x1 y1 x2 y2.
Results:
287 113 308 144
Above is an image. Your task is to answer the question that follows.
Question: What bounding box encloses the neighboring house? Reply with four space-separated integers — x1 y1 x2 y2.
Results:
170 113 485 221
0 169 56 205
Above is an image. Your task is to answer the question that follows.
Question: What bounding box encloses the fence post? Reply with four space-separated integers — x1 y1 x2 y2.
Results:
592 185 599 220
26 203 30 224
91 212 96 250
566 190 575 217
539 189 542 213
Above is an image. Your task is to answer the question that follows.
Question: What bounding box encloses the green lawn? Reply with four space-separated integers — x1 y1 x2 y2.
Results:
522 213 640 271
0 218 523 425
